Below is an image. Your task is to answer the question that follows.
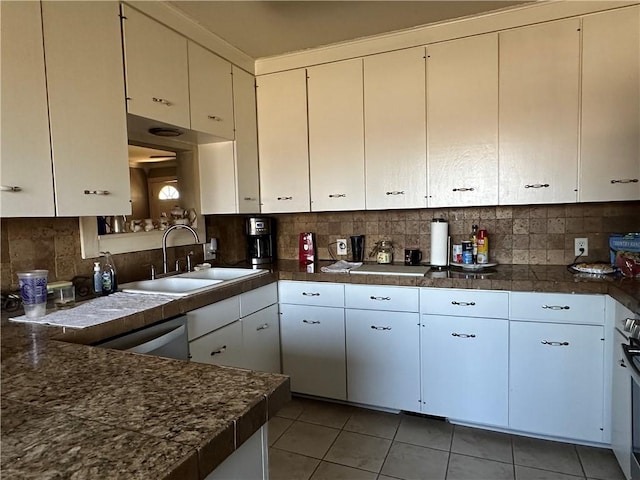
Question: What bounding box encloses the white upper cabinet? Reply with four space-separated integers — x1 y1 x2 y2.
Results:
364 47 427 210
257 69 310 213
188 42 235 140
199 68 260 214
0 1 55 217
122 5 190 129
307 59 365 212
499 19 580 205
427 34 499 208
42 1 130 216
580 6 640 202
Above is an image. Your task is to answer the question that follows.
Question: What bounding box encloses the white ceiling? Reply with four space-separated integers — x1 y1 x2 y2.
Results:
169 1 531 59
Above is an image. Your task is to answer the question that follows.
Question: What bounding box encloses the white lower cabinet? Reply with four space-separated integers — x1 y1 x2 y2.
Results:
279 304 347 400
345 309 420 412
420 315 508 426
509 320 605 443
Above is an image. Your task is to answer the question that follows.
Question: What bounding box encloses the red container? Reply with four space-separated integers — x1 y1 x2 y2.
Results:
299 232 315 264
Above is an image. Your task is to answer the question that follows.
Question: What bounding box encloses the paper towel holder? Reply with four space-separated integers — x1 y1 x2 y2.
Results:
428 218 451 270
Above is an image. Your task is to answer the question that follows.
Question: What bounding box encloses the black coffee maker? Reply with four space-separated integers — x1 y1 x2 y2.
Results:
246 217 275 265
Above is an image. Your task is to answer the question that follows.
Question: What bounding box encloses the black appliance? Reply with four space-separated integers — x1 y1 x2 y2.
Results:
246 217 275 266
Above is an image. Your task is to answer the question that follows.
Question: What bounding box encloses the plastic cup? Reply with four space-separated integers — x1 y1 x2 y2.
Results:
17 270 48 318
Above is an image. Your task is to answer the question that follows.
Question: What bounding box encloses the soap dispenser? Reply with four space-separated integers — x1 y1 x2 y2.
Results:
100 251 117 295
92 261 102 295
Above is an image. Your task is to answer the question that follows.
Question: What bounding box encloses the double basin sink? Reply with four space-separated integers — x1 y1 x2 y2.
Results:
120 268 268 297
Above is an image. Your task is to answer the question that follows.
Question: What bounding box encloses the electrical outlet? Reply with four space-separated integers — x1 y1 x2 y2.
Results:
574 238 588 257
337 239 347 255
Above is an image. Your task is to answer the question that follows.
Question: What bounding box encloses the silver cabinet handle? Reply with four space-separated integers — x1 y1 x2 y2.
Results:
371 325 392 330
302 292 320 297
541 340 569 346
385 191 405 195
611 178 638 184
620 359 627 368
256 323 269 331
277 196 292 200
525 183 550 189
328 193 346 198
152 97 172 106
451 301 476 306
207 115 223 121
1 185 22 192
452 332 476 338
542 305 570 310
303 319 320 325
84 190 110 195
370 296 391 301
210 345 227 356
243 197 257 201
452 187 474 192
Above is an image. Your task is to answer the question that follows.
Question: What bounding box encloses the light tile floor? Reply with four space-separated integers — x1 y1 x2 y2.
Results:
268 396 625 480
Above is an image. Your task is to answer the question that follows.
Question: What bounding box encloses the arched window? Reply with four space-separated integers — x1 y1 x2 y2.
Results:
158 185 180 200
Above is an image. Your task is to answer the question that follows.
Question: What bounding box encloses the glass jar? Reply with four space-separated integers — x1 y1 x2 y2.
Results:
376 240 394 264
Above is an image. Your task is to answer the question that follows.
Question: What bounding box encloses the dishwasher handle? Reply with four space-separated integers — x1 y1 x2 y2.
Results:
127 324 186 355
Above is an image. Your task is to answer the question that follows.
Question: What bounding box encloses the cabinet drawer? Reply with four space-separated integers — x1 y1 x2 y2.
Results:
240 283 278 318
189 320 242 367
187 296 240 341
510 292 605 325
421 288 509 319
345 284 419 312
278 280 344 307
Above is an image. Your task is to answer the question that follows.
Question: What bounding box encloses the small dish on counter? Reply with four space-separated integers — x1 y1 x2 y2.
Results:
569 262 615 275
450 262 498 271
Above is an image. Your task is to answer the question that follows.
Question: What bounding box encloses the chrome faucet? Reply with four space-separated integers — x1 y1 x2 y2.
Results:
162 224 199 274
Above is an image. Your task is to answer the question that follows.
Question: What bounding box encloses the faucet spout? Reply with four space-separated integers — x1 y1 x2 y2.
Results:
162 224 199 274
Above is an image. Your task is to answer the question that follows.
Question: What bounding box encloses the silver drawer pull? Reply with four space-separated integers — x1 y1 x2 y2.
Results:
0 185 22 192
210 345 227 355
385 191 405 195
370 296 391 301
243 197 257 201
84 190 110 195
525 183 550 189
328 193 346 198
452 187 474 192
371 325 392 331
152 97 172 106
620 359 627 368
541 340 569 346
452 333 476 338
277 196 293 200
302 292 320 297
256 323 269 331
303 319 320 325
542 305 570 310
207 115 223 121
451 301 476 306
611 178 638 184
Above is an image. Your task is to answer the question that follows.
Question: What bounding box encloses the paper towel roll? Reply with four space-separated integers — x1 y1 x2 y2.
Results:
430 218 449 266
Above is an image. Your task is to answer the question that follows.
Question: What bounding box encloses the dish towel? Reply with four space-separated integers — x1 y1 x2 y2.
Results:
9 292 175 329
320 260 363 273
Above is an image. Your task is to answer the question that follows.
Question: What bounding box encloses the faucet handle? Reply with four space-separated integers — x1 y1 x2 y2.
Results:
186 251 194 272
150 264 156 280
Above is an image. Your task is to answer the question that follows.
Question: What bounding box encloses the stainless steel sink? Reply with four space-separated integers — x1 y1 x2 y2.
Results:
120 277 224 297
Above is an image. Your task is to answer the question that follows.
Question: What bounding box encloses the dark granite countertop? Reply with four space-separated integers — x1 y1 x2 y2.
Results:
2 262 638 478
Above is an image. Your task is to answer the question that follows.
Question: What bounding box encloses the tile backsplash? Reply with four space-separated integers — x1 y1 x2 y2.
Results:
2 201 639 292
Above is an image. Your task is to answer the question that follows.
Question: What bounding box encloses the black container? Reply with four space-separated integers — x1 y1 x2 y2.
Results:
350 235 365 262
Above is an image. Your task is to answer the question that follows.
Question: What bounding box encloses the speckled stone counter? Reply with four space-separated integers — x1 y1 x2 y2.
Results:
1 270 289 480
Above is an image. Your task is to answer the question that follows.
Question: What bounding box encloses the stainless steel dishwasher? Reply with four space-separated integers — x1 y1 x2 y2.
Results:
96 315 189 360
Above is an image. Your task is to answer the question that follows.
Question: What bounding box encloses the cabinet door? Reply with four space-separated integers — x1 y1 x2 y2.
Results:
256 69 310 213
612 318 632 478
580 6 640 202
189 42 234 140
421 315 508 426
364 47 427 210
233 66 261 214
427 34 498 208
199 142 238 214
241 304 280 373
42 1 130 216
123 5 190 129
0 1 55 217
280 304 346 400
499 19 580 205
308 59 365 211
509 321 605 442
189 320 243 368
346 309 420 412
